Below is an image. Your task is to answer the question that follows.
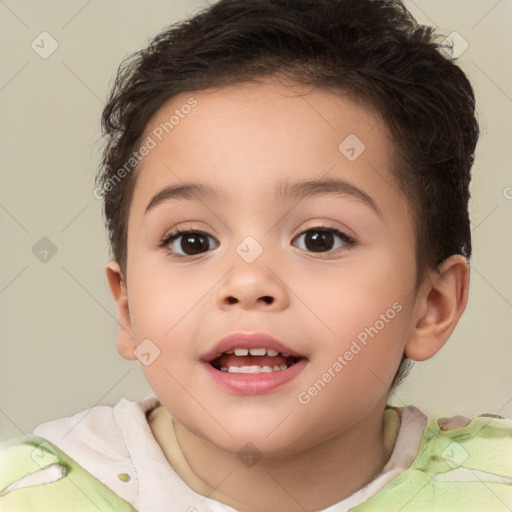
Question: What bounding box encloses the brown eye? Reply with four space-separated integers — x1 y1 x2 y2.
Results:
164 231 219 256
293 228 352 253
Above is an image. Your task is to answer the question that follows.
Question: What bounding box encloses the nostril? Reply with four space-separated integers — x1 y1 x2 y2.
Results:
224 296 273 305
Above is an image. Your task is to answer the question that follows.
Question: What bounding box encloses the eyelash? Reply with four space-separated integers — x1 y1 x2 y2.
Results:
159 226 356 259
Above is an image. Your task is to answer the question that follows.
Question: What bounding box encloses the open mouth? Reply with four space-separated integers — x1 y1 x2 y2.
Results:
209 347 303 374
202 333 308 393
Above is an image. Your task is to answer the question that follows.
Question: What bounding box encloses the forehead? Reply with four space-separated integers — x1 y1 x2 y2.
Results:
131 80 409 222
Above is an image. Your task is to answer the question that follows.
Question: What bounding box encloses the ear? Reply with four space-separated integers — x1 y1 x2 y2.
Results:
404 255 470 361
106 260 137 361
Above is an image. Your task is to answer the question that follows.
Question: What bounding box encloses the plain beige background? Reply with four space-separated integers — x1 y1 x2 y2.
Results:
0 0 511 443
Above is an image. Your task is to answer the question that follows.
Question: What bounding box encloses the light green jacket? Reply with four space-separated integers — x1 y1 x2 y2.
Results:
1 408 511 511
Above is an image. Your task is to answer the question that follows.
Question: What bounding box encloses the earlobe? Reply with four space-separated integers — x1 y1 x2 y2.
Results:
404 255 470 362
106 260 137 361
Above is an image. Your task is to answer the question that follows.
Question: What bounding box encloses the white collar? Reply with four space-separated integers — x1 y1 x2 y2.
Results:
33 396 427 512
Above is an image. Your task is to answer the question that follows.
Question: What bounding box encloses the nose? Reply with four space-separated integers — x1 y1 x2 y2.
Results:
216 261 290 312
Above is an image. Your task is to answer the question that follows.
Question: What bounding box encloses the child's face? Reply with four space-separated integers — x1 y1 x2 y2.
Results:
115 80 423 455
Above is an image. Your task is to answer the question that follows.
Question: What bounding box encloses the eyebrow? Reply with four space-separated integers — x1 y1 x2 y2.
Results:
144 178 381 217
145 183 221 214
275 178 381 217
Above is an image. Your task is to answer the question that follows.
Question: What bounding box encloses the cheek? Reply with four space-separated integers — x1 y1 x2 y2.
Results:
295 300 410 425
125 255 211 366
126 253 201 339
297 248 414 377
306 252 412 329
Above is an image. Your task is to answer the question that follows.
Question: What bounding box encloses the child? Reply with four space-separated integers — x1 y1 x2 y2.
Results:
1 0 511 510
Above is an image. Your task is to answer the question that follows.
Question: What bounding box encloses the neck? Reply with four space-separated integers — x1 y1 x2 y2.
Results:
174 400 397 512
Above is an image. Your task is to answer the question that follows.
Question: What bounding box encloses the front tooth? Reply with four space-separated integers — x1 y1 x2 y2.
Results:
229 365 263 374
234 348 249 356
228 365 244 373
262 366 273 373
267 349 278 356
249 348 266 356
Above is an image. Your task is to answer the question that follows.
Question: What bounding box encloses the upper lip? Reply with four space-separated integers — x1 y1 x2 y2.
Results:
201 332 305 362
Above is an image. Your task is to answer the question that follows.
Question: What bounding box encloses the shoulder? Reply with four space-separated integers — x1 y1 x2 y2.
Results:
416 410 512 479
0 396 160 512
0 435 137 511
358 407 512 511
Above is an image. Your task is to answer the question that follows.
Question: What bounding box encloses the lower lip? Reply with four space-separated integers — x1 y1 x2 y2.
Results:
202 359 307 395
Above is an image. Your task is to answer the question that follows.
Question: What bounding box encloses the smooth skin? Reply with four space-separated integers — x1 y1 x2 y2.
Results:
107 79 469 512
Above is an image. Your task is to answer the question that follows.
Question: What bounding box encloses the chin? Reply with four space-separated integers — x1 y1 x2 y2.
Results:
195 415 312 459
